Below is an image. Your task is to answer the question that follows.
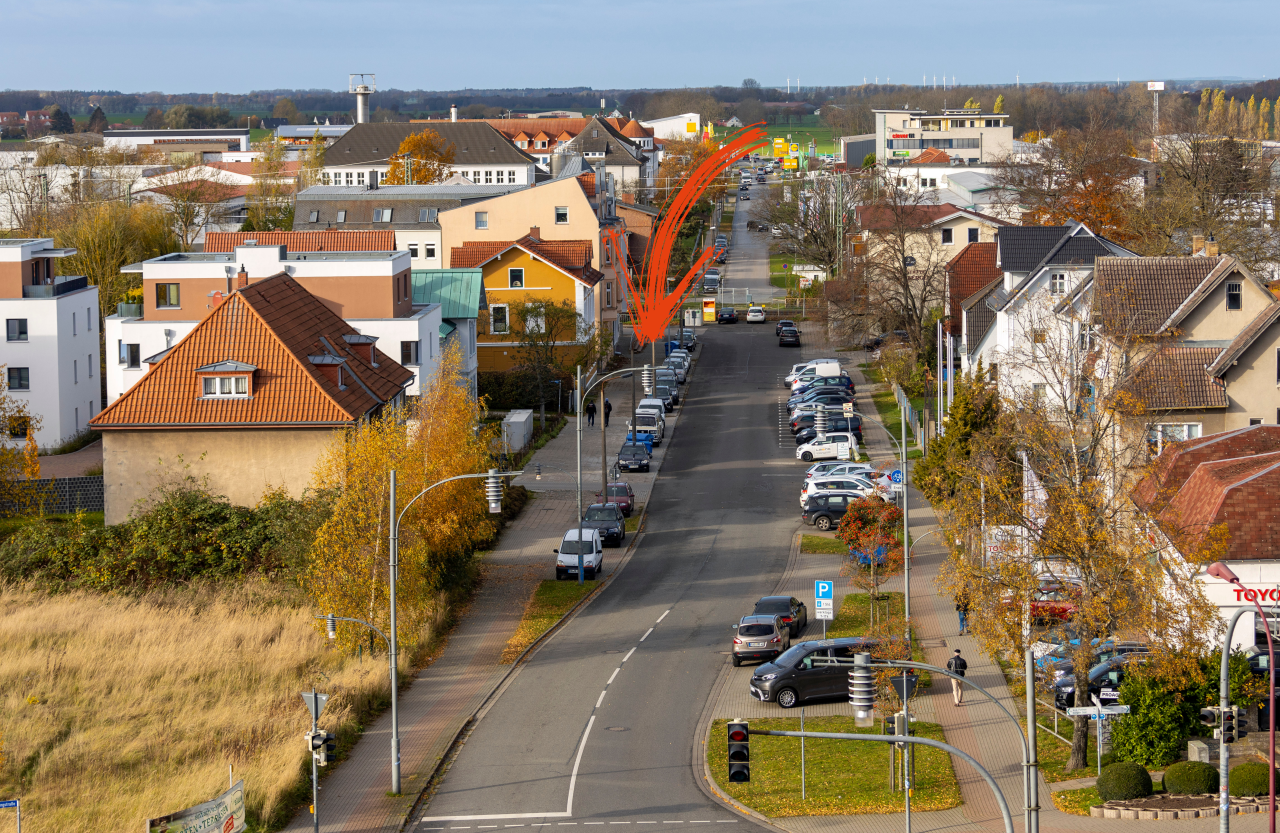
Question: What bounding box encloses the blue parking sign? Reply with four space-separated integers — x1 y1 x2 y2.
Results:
815 580 833 600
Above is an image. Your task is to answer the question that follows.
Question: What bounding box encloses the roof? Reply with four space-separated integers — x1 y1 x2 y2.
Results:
90 272 411 429
1124 347 1228 410
412 269 486 319
557 117 644 167
205 231 396 253
620 119 650 139
1135 425 1280 509
945 243 1000 336
450 235 602 287
1207 301 1280 376
1092 255 1237 336
141 180 248 201
855 203 1006 231
323 122 537 168
909 148 951 165
961 275 1004 350
996 223 1121 273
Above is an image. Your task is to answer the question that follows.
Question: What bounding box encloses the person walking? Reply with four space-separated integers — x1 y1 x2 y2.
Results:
604 398 612 427
585 400 596 427
946 649 968 705
956 590 971 636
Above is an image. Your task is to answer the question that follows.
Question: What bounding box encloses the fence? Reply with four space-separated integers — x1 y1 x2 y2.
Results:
19 476 104 515
890 382 924 448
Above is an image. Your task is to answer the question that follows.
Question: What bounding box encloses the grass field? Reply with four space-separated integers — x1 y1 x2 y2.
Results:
708 716 959 816
801 534 847 555
758 125 839 156
500 578 598 663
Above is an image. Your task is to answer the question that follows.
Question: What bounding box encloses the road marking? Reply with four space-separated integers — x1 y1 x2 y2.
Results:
505 826 525 828
480 827 498 829
716 821 738 824
690 823 711 825
607 667 619 685
656 609 670 623
640 628 654 641
609 824 631 826
596 690 606 708
623 647 636 662
584 824 604 826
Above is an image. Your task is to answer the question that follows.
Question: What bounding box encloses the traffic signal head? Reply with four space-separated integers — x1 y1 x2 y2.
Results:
310 731 337 764
1222 708 1237 744
727 720 750 783
848 652 875 727
1199 707 1220 727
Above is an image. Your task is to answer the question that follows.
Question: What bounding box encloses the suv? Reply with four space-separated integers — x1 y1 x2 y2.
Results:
581 503 626 547
752 595 808 637
702 277 720 294
554 528 604 580
750 637 883 708
801 492 859 531
795 415 863 446
732 615 790 666
746 307 766 323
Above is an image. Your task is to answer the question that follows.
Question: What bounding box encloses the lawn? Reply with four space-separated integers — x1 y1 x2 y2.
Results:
866 387 925 458
825 592 931 686
625 504 644 533
757 125 839 155
801 534 847 555
500 578 599 663
857 363 884 384
0 511 103 543
708 716 959 816
1053 786 1101 816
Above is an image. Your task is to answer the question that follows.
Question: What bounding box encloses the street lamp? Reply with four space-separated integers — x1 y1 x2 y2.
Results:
379 467 521 795
854 407 909 632
1209 561 1275 833
574 365 639 585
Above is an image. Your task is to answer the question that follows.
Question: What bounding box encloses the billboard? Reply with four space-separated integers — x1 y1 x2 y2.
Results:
148 781 246 833
788 143 799 156
1147 81 1165 91
892 150 911 157
782 157 798 170
702 299 716 322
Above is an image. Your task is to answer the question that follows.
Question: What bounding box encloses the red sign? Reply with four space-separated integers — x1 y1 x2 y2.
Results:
891 133 909 138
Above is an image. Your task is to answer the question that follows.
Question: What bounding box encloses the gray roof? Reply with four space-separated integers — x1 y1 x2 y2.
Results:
558 117 643 167
297 184 524 200
997 226 1077 273
295 184 526 230
324 122 538 167
103 128 249 139
962 276 1004 351
946 171 996 193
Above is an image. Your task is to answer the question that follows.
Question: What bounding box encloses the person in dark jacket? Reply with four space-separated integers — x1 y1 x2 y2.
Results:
604 398 612 427
946 649 968 705
585 400 596 427
956 591 971 636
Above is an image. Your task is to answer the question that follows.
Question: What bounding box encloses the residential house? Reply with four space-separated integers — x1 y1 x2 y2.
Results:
106 242 440 403
553 117 652 195
411 269 485 394
0 239 100 447
944 242 1000 338
451 233 602 373
205 230 396 254
640 113 702 141
874 108 1014 165
320 122 538 188
90 272 413 524
450 117 655 169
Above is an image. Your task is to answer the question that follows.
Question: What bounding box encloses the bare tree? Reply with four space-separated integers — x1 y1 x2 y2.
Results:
139 165 240 250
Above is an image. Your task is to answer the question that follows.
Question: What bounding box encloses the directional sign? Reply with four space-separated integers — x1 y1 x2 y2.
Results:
815 580 833 601
0 800 16 809
1066 705 1130 717
890 469 903 484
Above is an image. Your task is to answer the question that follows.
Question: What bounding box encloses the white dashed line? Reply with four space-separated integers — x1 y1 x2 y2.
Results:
637 823 657 825
690 822 712 825
609 824 631 826
607 667 619 685
584 824 605 826
656 609 670 623
558 824 577 826
480 827 499 829
505 826 525 828
640 628 654 641
622 647 636 662
596 690 606 708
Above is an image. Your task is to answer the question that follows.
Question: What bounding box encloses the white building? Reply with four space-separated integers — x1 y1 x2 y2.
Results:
0 239 101 447
640 112 702 141
320 123 538 189
102 128 251 153
874 108 1014 165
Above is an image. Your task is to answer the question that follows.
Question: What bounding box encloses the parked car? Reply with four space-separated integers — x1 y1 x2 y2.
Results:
794 416 863 446
801 474 888 507
652 384 676 411
1053 653 1150 710
1007 580 1082 624
732 615 790 666
779 327 801 347
801 492 862 531
805 461 877 480
746 306 766 323
749 637 883 708
792 411 862 438
629 412 665 446
664 358 687 383
776 319 797 336
787 388 855 411
796 431 859 463
702 277 720 294
623 431 653 454
785 357 840 385
581 503 626 547
681 329 698 349
617 443 651 472
705 268 721 281
740 193 750 200
752 596 809 637
790 363 844 390
554 528 604 580
717 307 739 324
863 330 910 351
791 375 855 396
594 481 635 516
655 369 680 398
1046 641 1149 682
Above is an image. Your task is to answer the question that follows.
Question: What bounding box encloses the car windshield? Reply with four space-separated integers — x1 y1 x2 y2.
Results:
782 328 797 334
739 624 775 637
636 415 657 426
620 447 646 458
754 599 790 614
584 508 616 521
607 485 629 496
773 644 809 667
559 539 593 554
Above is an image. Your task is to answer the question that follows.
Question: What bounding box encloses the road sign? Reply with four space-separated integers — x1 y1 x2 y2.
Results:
300 691 329 722
815 599 833 609
836 442 852 461
789 143 799 156
817 606 834 621
0 800 16 809
1066 705 1130 717
842 403 854 416
815 580 833 600
890 469 903 484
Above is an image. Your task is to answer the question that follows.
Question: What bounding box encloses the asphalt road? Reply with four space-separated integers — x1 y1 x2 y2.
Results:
413 323 810 829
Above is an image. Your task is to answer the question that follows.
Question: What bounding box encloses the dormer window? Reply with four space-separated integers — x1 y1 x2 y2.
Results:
373 208 393 223
203 376 249 397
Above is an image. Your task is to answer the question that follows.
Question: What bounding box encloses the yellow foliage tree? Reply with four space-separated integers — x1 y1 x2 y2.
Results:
992 94 1005 114
381 129 457 185
306 342 496 654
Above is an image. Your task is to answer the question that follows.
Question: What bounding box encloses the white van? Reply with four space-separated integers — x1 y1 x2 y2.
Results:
791 362 843 391
629 411 666 445
637 397 667 416
555 528 604 580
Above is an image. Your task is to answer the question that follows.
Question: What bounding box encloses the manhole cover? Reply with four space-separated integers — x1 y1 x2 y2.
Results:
607 726 629 732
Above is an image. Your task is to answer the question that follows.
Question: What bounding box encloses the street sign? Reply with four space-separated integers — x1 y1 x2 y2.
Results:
0 800 16 809
842 403 854 417
889 674 918 701
300 691 329 722
816 606 834 621
1066 705 1130 716
902 256 916 267
815 580 833 601
836 442 852 461
890 469 903 484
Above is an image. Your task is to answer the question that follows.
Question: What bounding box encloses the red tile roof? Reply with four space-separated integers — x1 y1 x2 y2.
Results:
856 203 1008 231
1159 451 1280 559
1134 425 1280 509
451 235 601 286
205 230 396 253
1124 346 1228 411
909 148 951 165
577 172 596 198
90 273 411 429
945 242 999 336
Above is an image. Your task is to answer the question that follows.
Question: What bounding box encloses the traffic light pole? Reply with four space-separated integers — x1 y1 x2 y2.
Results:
309 689 320 833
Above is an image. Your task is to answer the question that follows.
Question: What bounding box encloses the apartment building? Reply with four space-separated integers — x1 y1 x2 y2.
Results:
321 123 538 188
874 108 1014 165
106 242 440 403
0 239 101 447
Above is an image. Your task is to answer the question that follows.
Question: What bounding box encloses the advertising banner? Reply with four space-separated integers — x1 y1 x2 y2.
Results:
702 299 717 322
147 781 246 833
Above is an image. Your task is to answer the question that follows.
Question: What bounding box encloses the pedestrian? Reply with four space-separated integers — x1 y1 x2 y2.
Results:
585 400 596 427
946 649 968 705
604 398 612 427
955 590 971 636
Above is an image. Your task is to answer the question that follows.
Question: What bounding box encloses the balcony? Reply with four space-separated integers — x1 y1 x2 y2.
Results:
23 275 88 298
116 303 143 318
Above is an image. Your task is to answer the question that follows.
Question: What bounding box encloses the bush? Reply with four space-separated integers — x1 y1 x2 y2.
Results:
1229 761 1272 797
1108 671 1190 767
1096 762 1153 801
1164 761 1219 795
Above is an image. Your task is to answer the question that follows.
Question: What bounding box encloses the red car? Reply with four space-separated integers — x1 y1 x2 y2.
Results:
1005 581 1081 624
595 482 635 517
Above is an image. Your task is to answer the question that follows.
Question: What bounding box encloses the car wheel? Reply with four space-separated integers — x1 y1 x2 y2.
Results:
556 569 565 580
801 452 813 462
586 567 596 580
815 516 832 531
776 688 799 709
732 655 741 667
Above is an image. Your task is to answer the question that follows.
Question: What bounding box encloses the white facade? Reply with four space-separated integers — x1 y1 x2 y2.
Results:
322 163 536 188
347 305 443 397
640 113 702 141
875 109 1013 164
395 230 444 269
102 129 251 153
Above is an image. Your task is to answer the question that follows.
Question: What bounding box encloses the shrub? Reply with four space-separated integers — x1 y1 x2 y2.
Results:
1164 761 1219 795
1108 671 1189 767
1229 761 1272 797
1099 751 1119 768
1096 762 1153 801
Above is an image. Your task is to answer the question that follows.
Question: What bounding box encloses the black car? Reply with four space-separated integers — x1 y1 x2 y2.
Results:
779 327 801 347
1047 641 1149 683
776 319 796 336
752 595 808 637
791 410 861 434
795 416 863 445
788 393 856 416
1053 653 1149 710
617 443 651 473
801 492 861 531
788 387 856 409
863 330 910 351
717 308 738 324
581 503 626 547
750 637 882 708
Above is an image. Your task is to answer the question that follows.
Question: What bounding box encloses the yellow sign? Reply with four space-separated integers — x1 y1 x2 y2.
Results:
687 122 697 133
789 143 799 155
773 138 786 156
782 157 798 170
702 299 717 322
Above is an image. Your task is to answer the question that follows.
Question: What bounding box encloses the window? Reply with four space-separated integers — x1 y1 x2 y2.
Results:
496 170 505 184
1276 347 1280 384
88 354 92 378
508 268 524 288
6 319 27 342
401 341 420 365
508 170 516 182
484 170 493 184
356 172 365 185
968 227 979 243
309 211 319 223
475 212 488 230
1032 329 1047 357
1032 383 1047 403
1149 423 1202 455
336 210 347 223
156 283 180 308
1049 273 1066 295
372 208 392 222
941 228 953 244
7 416 28 439
491 305 509 334
119 341 140 368
344 173 353 185
73 359 77 384
7 368 29 390
605 280 613 308
202 376 249 398
1227 282 1243 310
408 243 419 259
592 129 598 138
87 307 92 331
322 173 330 185
418 208 438 223
555 206 569 224
988 363 999 382
1251 417 1264 426
72 312 76 336
471 170 480 181
424 244 436 259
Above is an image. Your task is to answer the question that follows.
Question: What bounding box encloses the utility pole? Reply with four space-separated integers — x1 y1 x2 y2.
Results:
576 366 585 585
902 403 910 633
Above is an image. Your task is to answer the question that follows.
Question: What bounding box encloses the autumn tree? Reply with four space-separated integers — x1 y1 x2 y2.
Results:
507 297 600 431
381 128 456 185
272 98 301 125
243 139 294 231
53 201 176 315
143 165 240 250
837 500 904 628
299 130 327 188
0 388 42 518
750 172 856 284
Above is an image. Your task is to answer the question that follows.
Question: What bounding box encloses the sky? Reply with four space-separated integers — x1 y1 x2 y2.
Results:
7 0 1278 93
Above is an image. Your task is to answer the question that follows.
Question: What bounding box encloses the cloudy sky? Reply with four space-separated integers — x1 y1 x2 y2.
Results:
9 0 1276 92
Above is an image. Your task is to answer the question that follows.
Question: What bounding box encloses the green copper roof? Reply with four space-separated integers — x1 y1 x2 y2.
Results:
412 269 485 319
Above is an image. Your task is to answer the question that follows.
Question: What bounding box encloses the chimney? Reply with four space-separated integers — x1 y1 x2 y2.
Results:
529 226 541 240
451 105 458 122
369 169 378 190
1191 234 1205 255
236 265 248 290
1205 236 1219 257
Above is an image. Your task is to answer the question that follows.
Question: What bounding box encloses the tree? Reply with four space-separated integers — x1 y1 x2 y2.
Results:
507 297 598 431
741 78 760 92
142 107 164 129
751 172 855 287
642 90 725 126
52 201 176 318
142 165 240 250
992 95 1005 114
736 98 765 126
299 131 327 188
86 107 107 134
272 98 301 124
0 392 42 517
837 500 904 627
243 139 294 231
48 106 73 135
914 362 1000 504
381 128 456 186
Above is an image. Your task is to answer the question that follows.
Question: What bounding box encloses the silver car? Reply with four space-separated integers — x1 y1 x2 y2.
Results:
732 614 790 666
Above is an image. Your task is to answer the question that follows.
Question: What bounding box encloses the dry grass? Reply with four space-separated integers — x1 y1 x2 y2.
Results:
500 579 598 663
0 580 422 832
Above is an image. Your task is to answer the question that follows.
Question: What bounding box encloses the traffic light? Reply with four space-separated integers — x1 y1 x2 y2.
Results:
310 730 337 765
1222 707 1237 744
1199 706 1221 728
727 721 750 783
849 651 875 727
893 711 910 750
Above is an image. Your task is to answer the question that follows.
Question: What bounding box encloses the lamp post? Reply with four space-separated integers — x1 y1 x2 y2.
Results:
384 467 520 795
1209 561 1275 833
575 365 637 585
854 408 908 635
